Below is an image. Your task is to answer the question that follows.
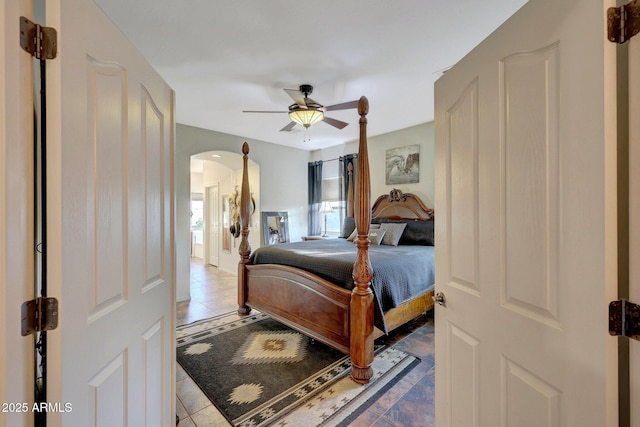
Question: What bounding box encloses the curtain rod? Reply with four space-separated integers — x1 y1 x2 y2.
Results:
318 154 359 163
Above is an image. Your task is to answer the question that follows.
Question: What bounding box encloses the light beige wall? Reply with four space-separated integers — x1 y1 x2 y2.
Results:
310 122 435 207
191 171 204 194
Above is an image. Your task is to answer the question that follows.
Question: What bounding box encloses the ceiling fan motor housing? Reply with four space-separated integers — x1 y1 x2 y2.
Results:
299 84 313 97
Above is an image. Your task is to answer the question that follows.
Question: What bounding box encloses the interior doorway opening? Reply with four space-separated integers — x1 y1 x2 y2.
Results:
177 150 261 420
189 150 261 275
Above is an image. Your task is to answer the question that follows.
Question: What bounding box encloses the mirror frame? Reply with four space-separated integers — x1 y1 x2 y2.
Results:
221 194 231 253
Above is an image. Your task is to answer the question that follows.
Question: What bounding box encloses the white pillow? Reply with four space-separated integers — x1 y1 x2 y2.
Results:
353 229 386 245
346 223 380 242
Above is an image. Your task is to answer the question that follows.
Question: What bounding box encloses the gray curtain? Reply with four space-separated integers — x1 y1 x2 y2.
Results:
338 153 358 215
339 154 358 220
308 161 323 236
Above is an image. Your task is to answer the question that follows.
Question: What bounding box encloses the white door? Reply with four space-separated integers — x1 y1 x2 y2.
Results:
629 22 640 427
44 0 175 425
207 185 219 266
1 1 36 426
434 0 619 425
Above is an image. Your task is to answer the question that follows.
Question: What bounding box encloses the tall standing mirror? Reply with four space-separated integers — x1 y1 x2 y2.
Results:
262 211 289 245
222 194 231 253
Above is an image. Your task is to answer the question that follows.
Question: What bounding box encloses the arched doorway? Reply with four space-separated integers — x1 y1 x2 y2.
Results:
188 150 261 274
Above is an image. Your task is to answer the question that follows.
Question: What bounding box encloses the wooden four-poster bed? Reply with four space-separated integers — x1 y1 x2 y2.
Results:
236 97 435 384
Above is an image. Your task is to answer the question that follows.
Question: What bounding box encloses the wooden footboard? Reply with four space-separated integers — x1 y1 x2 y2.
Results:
245 265 434 351
240 261 433 384
245 264 352 353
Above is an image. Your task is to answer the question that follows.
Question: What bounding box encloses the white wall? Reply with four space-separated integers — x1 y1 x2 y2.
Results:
176 124 310 301
310 122 435 207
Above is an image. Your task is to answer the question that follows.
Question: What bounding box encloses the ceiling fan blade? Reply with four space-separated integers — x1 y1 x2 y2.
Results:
280 121 297 132
242 110 288 113
322 116 349 129
323 100 359 111
283 88 307 108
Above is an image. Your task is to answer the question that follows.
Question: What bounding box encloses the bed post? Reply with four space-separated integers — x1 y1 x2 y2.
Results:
237 142 251 316
350 96 374 384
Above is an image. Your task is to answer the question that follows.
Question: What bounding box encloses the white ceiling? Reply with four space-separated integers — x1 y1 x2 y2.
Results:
94 0 528 151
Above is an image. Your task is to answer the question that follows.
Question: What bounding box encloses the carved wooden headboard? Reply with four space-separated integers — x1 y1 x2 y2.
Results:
371 189 434 220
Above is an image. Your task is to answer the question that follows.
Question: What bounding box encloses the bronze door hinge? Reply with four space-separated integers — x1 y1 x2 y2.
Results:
609 299 640 340
21 297 58 336
19 16 57 60
608 0 640 44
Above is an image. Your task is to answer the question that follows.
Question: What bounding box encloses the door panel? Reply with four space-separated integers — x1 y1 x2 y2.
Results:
142 320 164 427
446 79 479 297
502 358 560 427
46 0 175 425
500 42 561 328
434 0 618 425
142 87 166 290
87 58 127 319
448 324 479 427
87 353 126 424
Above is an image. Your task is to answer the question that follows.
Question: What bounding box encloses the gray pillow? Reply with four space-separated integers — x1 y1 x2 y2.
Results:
340 217 356 238
379 222 407 246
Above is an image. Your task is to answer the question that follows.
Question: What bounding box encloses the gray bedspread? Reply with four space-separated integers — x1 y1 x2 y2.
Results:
249 239 435 333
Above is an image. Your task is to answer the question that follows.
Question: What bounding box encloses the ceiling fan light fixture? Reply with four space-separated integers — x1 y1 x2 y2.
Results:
289 108 324 128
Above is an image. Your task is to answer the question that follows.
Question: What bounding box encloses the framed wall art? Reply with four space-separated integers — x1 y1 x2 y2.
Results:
385 144 419 185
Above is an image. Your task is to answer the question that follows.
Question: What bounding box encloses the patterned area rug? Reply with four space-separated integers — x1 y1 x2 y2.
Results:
176 312 420 427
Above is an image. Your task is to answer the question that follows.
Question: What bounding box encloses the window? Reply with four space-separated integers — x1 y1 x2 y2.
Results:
321 162 342 236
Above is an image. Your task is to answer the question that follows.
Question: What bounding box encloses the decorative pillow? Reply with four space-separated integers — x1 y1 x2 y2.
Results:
359 229 386 245
400 219 434 245
369 229 386 245
346 223 381 242
340 217 356 238
379 222 407 246
371 218 434 245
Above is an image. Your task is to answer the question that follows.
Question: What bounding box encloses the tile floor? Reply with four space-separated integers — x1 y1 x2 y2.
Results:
176 258 435 427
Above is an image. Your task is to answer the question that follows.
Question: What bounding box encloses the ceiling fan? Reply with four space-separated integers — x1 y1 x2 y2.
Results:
243 84 359 132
